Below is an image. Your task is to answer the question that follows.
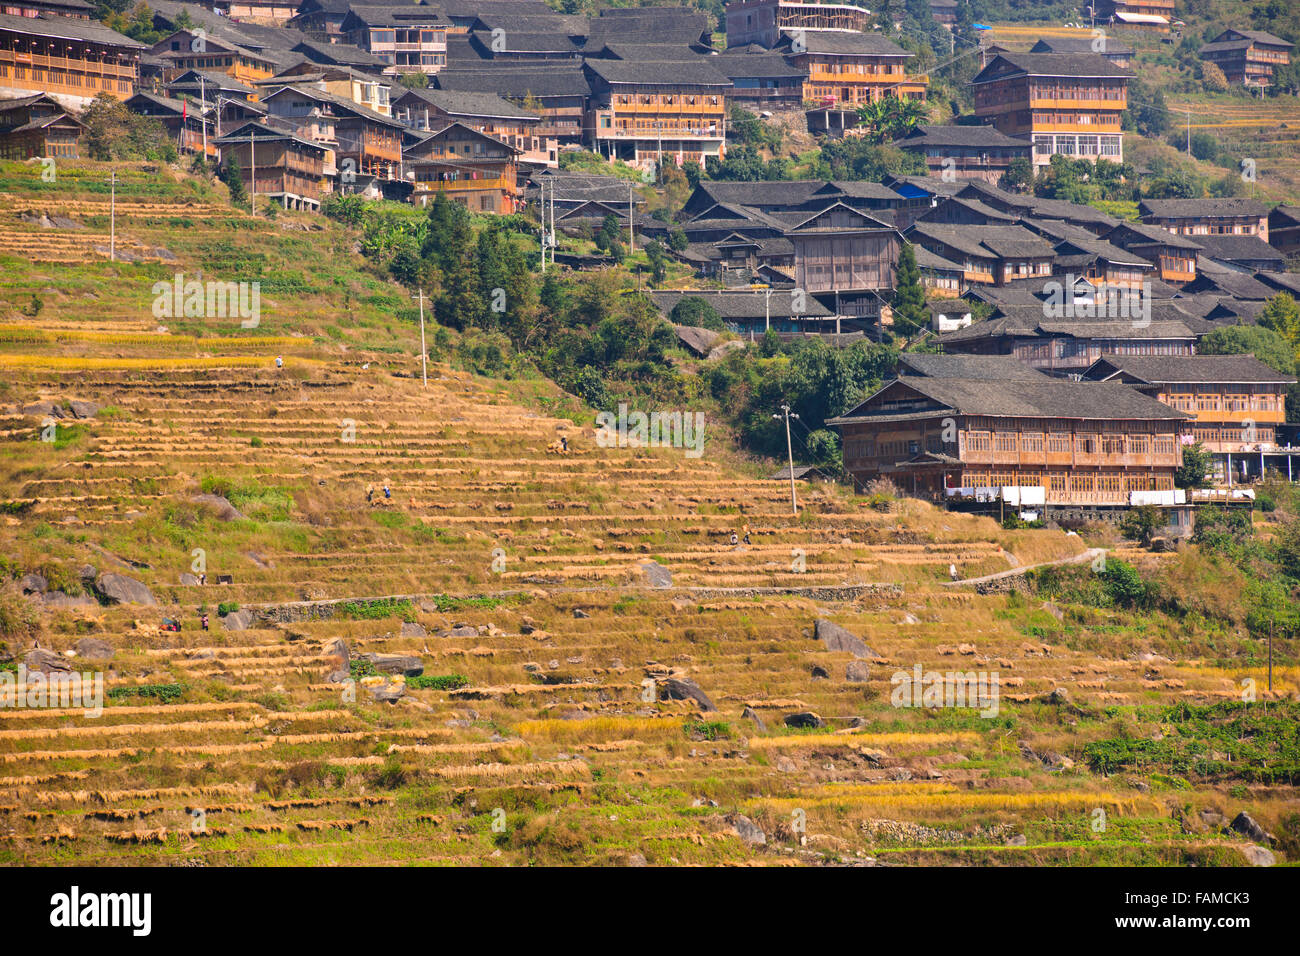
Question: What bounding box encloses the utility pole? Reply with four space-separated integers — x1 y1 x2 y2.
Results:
1268 619 1274 694
108 169 116 262
199 74 207 160
1185 110 1190 155
627 181 634 253
249 125 256 216
412 288 428 388
764 287 772 332
774 404 799 516
549 178 555 264
539 181 547 272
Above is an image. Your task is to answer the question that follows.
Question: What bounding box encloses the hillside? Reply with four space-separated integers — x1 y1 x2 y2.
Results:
1 160 1297 867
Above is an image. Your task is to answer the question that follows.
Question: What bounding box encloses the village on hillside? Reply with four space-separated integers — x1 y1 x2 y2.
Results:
3 0 1299 527
2 0 1300 890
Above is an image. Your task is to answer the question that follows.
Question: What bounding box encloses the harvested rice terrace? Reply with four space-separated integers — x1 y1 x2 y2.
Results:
0 162 1294 867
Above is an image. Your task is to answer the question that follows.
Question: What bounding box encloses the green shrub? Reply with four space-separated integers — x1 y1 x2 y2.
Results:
406 674 469 690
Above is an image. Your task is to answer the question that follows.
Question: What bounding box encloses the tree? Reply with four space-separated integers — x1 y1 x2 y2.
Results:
854 95 928 145
82 93 176 162
1000 157 1033 192
1199 324 1297 374
890 243 928 338
1258 293 1300 355
1124 77 1170 138
1175 442 1214 489
670 296 724 331
1200 60 1228 92
222 156 246 206
1119 505 1162 546
667 229 688 252
644 239 667 286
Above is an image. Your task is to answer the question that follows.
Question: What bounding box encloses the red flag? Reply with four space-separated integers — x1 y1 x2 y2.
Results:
182 99 187 121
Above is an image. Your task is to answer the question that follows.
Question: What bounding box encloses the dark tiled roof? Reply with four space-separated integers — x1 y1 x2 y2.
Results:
1082 354 1296 385
897 353 1049 380
835 376 1187 422
343 5 450 27
0 11 145 48
896 124 1031 149
693 180 828 208
584 58 731 87
292 38 389 69
974 52 1131 81
1105 220 1204 251
907 222 1054 260
1192 234 1286 264
647 289 832 319
714 49 807 79
435 65 590 98
1139 198 1269 220
1031 36 1133 56
778 31 912 57
394 88 537 121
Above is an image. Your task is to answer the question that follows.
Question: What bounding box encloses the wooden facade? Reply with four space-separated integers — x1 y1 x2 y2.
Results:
341 6 449 75
724 0 872 49
0 91 80 159
1082 356 1296 458
263 85 404 181
215 121 326 210
972 53 1128 168
1104 221 1201 285
152 31 277 89
778 31 926 106
789 203 899 294
1199 29 1292 87
393 87 556 169
405 121 520 214
830 377 1187 505
1139 198 1271 244
0 13 141 106
584 59 729 172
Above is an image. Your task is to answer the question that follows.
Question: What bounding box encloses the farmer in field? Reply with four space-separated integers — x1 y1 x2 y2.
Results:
366 483 374 504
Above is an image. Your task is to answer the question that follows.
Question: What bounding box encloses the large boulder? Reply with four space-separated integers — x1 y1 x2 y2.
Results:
358 653 424 677
814 619 873 659
741 706 767 732
845 661 872 683
221 609 255 631
400 622 427 639
728 813 766 847
436 625 478 638
190 494 245 522
94 573 155 606
179 573 200 586
24 648 72 675
658 676 715 712
783 712 824 729
18 573 47 595
1239 845 1275 867
73 637 115 660
1226 812 1273 846
67 400 98 419
21 400 63 418
636 560 673 589
323 638 349 683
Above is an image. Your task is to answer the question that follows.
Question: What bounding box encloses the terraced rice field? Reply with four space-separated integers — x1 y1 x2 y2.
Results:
0 161 1295 867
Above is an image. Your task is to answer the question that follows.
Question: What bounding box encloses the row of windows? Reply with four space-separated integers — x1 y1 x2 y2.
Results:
967 431 1175 456
0 63 131 92
614 94 723 107
1194 426 1278 443
1032 134 1123 156
965 472 1175 492
1165 392 1285 413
